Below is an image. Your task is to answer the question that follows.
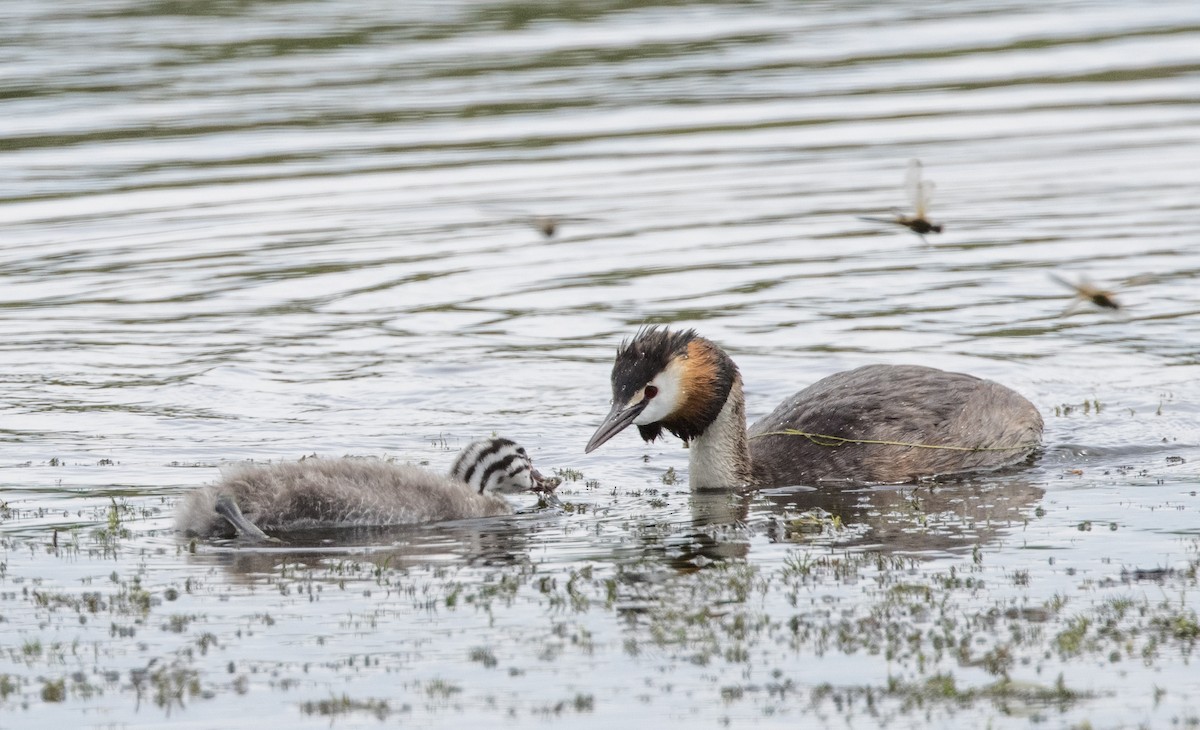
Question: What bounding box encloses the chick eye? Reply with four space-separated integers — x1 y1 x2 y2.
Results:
644 385 658 399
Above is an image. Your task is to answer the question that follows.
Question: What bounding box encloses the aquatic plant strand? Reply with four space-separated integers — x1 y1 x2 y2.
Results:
750 429 1039 452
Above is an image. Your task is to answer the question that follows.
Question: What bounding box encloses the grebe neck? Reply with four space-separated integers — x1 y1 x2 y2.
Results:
686 374 754 488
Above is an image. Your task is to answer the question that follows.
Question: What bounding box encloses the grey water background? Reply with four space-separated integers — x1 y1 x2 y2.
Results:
2 0 1200 727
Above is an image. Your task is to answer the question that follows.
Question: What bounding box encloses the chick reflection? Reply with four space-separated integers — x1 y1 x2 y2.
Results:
189 514 547 579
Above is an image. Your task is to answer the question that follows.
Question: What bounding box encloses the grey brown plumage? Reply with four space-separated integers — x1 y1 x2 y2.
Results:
747 364 1043 484
586 327 1042 488
177 437 543 539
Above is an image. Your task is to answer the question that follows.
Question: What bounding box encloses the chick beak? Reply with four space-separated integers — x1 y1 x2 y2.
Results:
530 467 563 497
585 399 647 453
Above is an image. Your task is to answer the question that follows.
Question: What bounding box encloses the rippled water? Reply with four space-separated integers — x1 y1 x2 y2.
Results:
2 0 1200 727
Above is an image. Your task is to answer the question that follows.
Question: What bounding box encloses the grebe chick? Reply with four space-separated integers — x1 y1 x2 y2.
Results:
177 437 547 540
584 328 1042 488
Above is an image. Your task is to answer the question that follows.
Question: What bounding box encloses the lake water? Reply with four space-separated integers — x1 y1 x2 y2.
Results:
2 0 1200 727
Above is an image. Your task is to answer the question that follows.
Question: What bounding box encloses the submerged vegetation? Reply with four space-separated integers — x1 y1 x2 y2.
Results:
0 467 1198 728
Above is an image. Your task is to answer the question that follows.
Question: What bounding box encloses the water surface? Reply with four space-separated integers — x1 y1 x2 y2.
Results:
2 0 1200 727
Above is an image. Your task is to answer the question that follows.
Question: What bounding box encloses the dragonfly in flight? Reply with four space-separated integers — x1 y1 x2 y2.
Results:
860 159 944 244
1050 273 1122 315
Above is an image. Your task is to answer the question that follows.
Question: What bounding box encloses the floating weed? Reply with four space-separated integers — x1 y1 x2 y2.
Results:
883 672 1085 713
92 498 135 553
112 576 153 617
425 679 462 699
162 614 195 633
40 678 65 703
195 633 218 656
1054 399 1103 417
141 665 203 711
469 647 498 668
532 692 595 716
1150 605 1200 645
781 551 815 579
301 694 396 720
21 640 42 660
554 467 584 482
573 693 594 712
0 675 18 700
777 509 844 541
4 488 1200 725
1055 616 1093 657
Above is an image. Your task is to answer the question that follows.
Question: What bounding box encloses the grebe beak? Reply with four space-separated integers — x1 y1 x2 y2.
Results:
585 399 647 453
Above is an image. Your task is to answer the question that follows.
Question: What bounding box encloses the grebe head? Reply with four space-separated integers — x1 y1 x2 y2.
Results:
450 437 545 494
585 326 738 453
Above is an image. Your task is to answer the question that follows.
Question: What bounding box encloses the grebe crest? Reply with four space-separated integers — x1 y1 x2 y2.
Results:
588 327 738 450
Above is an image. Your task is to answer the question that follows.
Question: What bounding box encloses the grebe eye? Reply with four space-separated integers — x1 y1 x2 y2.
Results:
644 385 658 399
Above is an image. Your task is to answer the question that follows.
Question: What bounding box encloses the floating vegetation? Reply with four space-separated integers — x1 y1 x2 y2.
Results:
468 646 498 668
301 694 397 720
774 509 844 541
554 467 585 482
0 457 1196 728
1053 399 1103 417
40 678 65 703
424 679 463 698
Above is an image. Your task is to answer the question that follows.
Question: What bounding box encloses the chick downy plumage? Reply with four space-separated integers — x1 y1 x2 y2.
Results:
177 437 543 540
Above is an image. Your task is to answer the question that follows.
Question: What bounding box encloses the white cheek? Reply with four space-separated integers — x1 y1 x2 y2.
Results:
632 362 684 425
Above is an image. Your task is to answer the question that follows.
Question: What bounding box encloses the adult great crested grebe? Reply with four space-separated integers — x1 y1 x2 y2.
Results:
177 437 549 541
584 327 1042 488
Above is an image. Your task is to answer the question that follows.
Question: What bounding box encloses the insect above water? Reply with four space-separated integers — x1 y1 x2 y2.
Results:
859 159 944 244
526 214 599 239
484 206 595 239
529 215 565 238
1049 273 1121 314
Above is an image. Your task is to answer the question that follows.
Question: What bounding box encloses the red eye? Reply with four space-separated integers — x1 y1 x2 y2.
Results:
644 385 658 399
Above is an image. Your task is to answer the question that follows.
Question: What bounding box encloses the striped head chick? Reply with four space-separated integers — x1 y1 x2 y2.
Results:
450 437 546 495
585 326 740 452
